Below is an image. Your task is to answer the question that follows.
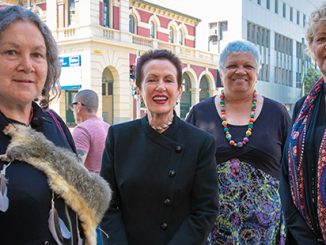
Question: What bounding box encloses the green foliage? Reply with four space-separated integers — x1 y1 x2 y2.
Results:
303 67 321 95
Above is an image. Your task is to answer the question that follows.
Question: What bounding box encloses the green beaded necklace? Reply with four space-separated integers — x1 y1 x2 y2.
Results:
219 90 257 148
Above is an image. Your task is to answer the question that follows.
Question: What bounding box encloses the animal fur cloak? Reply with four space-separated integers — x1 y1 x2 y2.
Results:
0 124 112 245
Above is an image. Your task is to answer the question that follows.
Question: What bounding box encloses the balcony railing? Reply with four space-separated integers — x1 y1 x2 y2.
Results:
54 24 217 65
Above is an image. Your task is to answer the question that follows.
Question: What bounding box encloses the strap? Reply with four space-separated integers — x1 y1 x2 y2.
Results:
47 109 67 141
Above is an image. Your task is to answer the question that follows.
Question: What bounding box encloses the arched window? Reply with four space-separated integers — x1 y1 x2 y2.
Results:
150 20 156 38
102 67 114 124
178 29 184 45
180 73 192 119
199 76 210 101
129 15 136 34
169 26 175 43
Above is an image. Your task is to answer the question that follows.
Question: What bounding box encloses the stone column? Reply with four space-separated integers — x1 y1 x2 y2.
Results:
190 88 200 106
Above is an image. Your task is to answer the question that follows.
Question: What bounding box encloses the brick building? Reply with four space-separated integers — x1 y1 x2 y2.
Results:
3 0 218 125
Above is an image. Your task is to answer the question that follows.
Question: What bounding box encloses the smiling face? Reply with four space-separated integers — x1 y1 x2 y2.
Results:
0 20 48 108
139 59 182 120
311 23 326 76
220 52 258 96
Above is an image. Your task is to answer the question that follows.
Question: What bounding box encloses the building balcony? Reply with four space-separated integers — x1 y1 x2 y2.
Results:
53 24 217 66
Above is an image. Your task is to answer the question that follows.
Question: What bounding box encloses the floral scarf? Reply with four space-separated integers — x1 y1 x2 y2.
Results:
288 77 326 241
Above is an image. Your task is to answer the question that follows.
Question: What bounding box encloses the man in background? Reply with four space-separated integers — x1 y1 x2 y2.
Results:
71 89 110 175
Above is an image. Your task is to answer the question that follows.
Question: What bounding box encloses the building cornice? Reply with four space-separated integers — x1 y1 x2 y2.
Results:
131 0 201 26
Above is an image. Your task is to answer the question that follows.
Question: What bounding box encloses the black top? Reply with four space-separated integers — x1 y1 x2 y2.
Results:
100 114 218 245
186 96 291 179
0 103 82 245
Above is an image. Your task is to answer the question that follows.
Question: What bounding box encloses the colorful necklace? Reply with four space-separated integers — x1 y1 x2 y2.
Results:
219 90 257 148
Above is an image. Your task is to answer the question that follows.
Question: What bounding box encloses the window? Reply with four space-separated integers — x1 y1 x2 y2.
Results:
247 21 271 82
303 14 306 27
297 10 300 25
178 29 184 45
108 82 113 95
274 33 293 86
68 0 75 26
266 0 270 9
102 0 110 27
150 20 156 38
209 22 217 29
290 7 293 21
129 15 136 34
169 26 175 43
257 0 261 5
102 81 113 95
296 41 303 88
219 21 228 40
275 0 278 14
283 2 286 18
102 82 106 96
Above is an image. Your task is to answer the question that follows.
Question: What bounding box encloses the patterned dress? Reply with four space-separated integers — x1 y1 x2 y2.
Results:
186 96 290 245
208 158 283 244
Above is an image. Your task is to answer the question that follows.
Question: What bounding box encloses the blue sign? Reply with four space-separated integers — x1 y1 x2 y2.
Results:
60 55 81 67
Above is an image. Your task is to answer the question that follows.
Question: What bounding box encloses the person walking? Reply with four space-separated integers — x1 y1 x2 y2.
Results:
71 89 110 175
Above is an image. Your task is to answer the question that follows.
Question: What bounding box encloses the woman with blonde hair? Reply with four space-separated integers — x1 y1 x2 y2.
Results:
280 3 326 243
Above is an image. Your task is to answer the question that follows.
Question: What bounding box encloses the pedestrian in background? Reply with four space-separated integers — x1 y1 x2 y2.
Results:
0 5 111 245
71 89 110 175
186 40 291 244
100 49 218 245
71 89 110 244
280 2 326 243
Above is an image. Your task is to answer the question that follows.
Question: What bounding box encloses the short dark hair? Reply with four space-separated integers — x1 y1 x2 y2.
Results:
0 5 61 105
135 49 182 88
73 89 99 113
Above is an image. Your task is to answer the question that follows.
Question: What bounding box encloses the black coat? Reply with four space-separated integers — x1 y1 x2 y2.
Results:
100 115 218 245
0 103 82 244
280 93 326 244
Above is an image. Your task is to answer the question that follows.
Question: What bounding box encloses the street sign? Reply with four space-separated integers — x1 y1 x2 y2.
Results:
59 55 81 67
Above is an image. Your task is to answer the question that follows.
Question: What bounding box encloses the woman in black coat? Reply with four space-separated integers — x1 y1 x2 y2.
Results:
280 3 326 244
100 49 218 245
0 6 111 244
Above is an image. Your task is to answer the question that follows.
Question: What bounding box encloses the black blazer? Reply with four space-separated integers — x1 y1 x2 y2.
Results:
101 115 218 245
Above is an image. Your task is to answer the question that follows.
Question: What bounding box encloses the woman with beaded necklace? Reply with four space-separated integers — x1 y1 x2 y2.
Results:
100 49 218 244
186 40 291 244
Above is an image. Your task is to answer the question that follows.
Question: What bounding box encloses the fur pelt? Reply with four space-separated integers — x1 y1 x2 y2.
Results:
0 124 112 245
